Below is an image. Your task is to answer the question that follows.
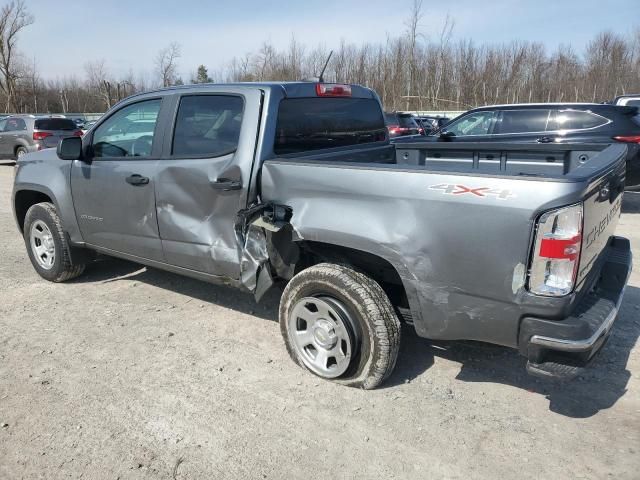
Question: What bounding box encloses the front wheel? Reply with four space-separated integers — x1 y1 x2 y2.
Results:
279 263 401 389
23 202 86 282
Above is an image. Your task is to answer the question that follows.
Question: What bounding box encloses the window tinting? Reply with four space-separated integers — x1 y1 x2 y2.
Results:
92 99 161 158
172 95 244 157
445 111 498 136
275 98 386 155
35 119 77 131
4 118 27 132
398 115 419 128
384 113 398 125
495 109 550 134
548 110 608 131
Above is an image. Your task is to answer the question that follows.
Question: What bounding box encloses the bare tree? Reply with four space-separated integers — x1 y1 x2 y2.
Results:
155 42 181 87
84 60 113 109
0 0 33 112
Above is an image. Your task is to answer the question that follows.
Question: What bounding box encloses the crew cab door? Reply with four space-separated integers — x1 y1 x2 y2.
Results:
154 89 262 280
70 97 166 261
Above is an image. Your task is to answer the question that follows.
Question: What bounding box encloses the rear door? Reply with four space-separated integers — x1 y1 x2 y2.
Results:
492 109 552 143
70 97 166 261
33 118 79 148
154 88 262 279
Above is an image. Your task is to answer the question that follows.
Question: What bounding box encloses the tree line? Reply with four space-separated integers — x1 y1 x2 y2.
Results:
1 0 639 114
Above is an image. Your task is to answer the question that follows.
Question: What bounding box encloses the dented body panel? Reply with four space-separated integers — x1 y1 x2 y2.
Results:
259 158 612 347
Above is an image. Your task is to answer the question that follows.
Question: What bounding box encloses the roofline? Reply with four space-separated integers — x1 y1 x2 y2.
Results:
472 102 606 109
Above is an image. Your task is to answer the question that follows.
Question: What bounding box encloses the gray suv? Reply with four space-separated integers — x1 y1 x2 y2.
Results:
0 115 81 160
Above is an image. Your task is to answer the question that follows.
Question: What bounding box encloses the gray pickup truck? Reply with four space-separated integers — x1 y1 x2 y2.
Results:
12 82 632 389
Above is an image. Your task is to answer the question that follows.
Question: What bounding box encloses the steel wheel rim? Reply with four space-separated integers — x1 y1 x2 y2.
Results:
288 296 356 378
30 220 56 270
17 149 26 157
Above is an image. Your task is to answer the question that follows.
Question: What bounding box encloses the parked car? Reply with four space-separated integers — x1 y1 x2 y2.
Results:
611 94 640 107
12 82 631 389
384 111 423 137
0 115 82 160
81 120 97 134
414 115 450 134
421 103 640 189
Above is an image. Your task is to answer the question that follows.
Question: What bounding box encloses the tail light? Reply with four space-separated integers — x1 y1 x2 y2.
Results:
388 125 410 136
73 130 83 137
33 131 52 141
613 135 640 143
528 203 583 297
316 83 352 97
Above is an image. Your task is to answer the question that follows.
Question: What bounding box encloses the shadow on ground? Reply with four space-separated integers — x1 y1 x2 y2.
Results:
75 257 638 419
386 286 639 419
622 191 640 213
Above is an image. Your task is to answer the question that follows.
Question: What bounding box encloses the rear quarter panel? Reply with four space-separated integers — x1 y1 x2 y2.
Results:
261 160 589 347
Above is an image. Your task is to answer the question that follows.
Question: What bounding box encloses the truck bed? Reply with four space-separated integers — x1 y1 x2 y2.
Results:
393 142 628 181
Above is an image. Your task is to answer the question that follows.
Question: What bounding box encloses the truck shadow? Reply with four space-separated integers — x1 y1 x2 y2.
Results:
75 257 638 419
74 257 282 321
386 285 640 419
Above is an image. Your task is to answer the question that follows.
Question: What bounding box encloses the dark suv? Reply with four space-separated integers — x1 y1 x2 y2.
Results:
384 112 422 137
424 103 640 188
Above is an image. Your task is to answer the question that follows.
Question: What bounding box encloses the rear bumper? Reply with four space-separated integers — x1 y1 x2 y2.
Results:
519 236 632 379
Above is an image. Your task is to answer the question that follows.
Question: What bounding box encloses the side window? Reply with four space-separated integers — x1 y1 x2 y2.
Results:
4 118 27 132
494 110 550 134
548 110 608 131
92 99 161 158
172 95 243 157
445 111 498 136
0 119 7 131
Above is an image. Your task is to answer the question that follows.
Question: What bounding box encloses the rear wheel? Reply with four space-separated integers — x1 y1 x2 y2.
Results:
15 146 28 159
23 202 86 282
279 263 401 389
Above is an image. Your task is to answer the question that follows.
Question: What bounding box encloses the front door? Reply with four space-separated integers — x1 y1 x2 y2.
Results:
70 98 165 261
154 90 261 279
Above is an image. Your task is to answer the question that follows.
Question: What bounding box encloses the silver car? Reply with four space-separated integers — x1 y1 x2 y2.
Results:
0 115 81 160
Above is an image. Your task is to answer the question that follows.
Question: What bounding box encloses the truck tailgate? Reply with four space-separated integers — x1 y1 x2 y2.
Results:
576 161 626 286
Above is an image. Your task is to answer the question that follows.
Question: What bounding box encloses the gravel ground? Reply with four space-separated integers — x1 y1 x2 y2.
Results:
0 162 638 479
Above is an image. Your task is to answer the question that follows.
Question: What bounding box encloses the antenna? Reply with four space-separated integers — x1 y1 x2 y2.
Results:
318 50 333 83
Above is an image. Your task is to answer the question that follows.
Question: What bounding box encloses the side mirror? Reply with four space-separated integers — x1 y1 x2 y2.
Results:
439 130 456 140
57 136 83 160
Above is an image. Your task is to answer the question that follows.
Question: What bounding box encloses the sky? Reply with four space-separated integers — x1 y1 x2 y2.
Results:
20 0 640 82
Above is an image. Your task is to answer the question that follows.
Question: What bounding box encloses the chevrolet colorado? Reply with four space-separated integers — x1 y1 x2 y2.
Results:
13 82 632 389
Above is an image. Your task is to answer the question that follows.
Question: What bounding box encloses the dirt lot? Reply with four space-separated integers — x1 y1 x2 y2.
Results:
0 163 638 480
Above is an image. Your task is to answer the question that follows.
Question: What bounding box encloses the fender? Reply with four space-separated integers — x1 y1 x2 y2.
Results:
12 151 84 244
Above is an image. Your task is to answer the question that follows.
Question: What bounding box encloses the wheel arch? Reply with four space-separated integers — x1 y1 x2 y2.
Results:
293 240 413 314
13 188 56 233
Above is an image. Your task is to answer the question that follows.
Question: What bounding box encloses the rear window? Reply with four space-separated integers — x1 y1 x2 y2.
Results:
274 98 386 155
35 118 77 131
398 115 419 128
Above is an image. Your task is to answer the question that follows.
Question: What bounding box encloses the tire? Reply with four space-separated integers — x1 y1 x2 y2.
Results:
15 146 28 159
23 202 86 282
279 263 401 389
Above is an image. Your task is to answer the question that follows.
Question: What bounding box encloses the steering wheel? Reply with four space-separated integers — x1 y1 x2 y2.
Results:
130 135 153 157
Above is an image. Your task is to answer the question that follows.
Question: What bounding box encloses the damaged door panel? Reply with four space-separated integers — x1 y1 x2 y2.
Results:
235 202 298 299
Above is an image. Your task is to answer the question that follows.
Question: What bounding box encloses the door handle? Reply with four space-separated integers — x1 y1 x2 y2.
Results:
210 178 242 191
126 174 149 186
536 136 556 143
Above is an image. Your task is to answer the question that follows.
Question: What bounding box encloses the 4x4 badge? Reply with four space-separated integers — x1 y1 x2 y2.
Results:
429 183 515 200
